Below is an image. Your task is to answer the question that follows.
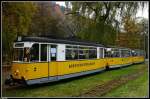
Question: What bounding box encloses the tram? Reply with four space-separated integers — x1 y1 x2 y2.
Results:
5 36 145 85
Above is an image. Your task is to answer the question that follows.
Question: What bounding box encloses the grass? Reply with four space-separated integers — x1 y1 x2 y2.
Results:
103 70 148 98
2 63 148 97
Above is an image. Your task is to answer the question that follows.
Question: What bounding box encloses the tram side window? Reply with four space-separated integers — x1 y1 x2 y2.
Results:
66 49 78 60
104 50 108 57
41 44 47 61
89 48 97 59
13 48 24 61
126 51 130 57
121 51 125 57
73 49 78 59
140 51 145 56
78 47 89 59
112 51 120 57
104 48 112 57
138 51 143 56
85 50 89 59
24 48 30 62
30 44 39 61
66 46 78 60
51 45 57 61
78 49 86 59
121 50 130 57
131 51 137 56
79 49 84 59
66 49 72 60
65 45 97 60
99 48 104 58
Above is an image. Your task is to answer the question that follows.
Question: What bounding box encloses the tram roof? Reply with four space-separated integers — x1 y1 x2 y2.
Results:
16 36 105 47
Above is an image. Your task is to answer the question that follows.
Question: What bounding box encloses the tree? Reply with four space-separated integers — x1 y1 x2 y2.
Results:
120 16 148 52
137 18 148 58
28 2 67 37
2 2 37 63
70 2 147 46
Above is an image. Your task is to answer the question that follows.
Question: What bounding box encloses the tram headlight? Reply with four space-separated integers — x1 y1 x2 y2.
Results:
14 69 19 76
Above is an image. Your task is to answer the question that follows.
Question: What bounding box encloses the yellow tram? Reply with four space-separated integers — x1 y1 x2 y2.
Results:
5 36 145 85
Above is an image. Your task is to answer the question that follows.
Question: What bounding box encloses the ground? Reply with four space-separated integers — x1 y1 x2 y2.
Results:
2 62 149 98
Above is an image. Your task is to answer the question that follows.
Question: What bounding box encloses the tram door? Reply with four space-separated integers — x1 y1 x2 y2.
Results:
48 45 57 79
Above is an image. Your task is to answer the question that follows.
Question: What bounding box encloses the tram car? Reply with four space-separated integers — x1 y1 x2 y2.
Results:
5 36 145 85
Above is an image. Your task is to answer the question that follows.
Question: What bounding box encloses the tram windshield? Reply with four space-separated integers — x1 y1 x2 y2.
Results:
13 43 40 62
13 48 30 62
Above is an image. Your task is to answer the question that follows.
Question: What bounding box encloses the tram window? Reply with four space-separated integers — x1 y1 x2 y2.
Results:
73 46 78 48
138 51 143 56
74 49 78 59
112 51 120 57
127 51 131 57
51 45 57 61
24 48 30 62
30 44 39 62
85 50 89 59
41 44 47 61
140 51 145 56
13 48 24 61
121 51 125 57
79 49 86 59
65 45 97 60
66 49 71 60
66 46 72 49
66 46 73 60
132 51 137 56
104 51 111 57
121 50 130 57
66 49 78 60
99 48 103 58
89 49 97 59
104 48 112 57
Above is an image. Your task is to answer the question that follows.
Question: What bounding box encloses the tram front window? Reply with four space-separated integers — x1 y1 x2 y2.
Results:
13 48 30 62
30 44 39 62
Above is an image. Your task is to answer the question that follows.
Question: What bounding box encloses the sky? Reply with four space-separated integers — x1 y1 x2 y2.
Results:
56 1 149 19
56 1 66 7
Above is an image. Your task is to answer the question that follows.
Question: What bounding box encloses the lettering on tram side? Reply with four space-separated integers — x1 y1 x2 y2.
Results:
69 62 95 68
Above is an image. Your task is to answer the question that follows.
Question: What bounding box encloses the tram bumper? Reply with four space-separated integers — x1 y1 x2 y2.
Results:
5 75 26 86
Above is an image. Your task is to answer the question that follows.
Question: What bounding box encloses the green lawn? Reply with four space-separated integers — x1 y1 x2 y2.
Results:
2 63 148 97
103 70 148 98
